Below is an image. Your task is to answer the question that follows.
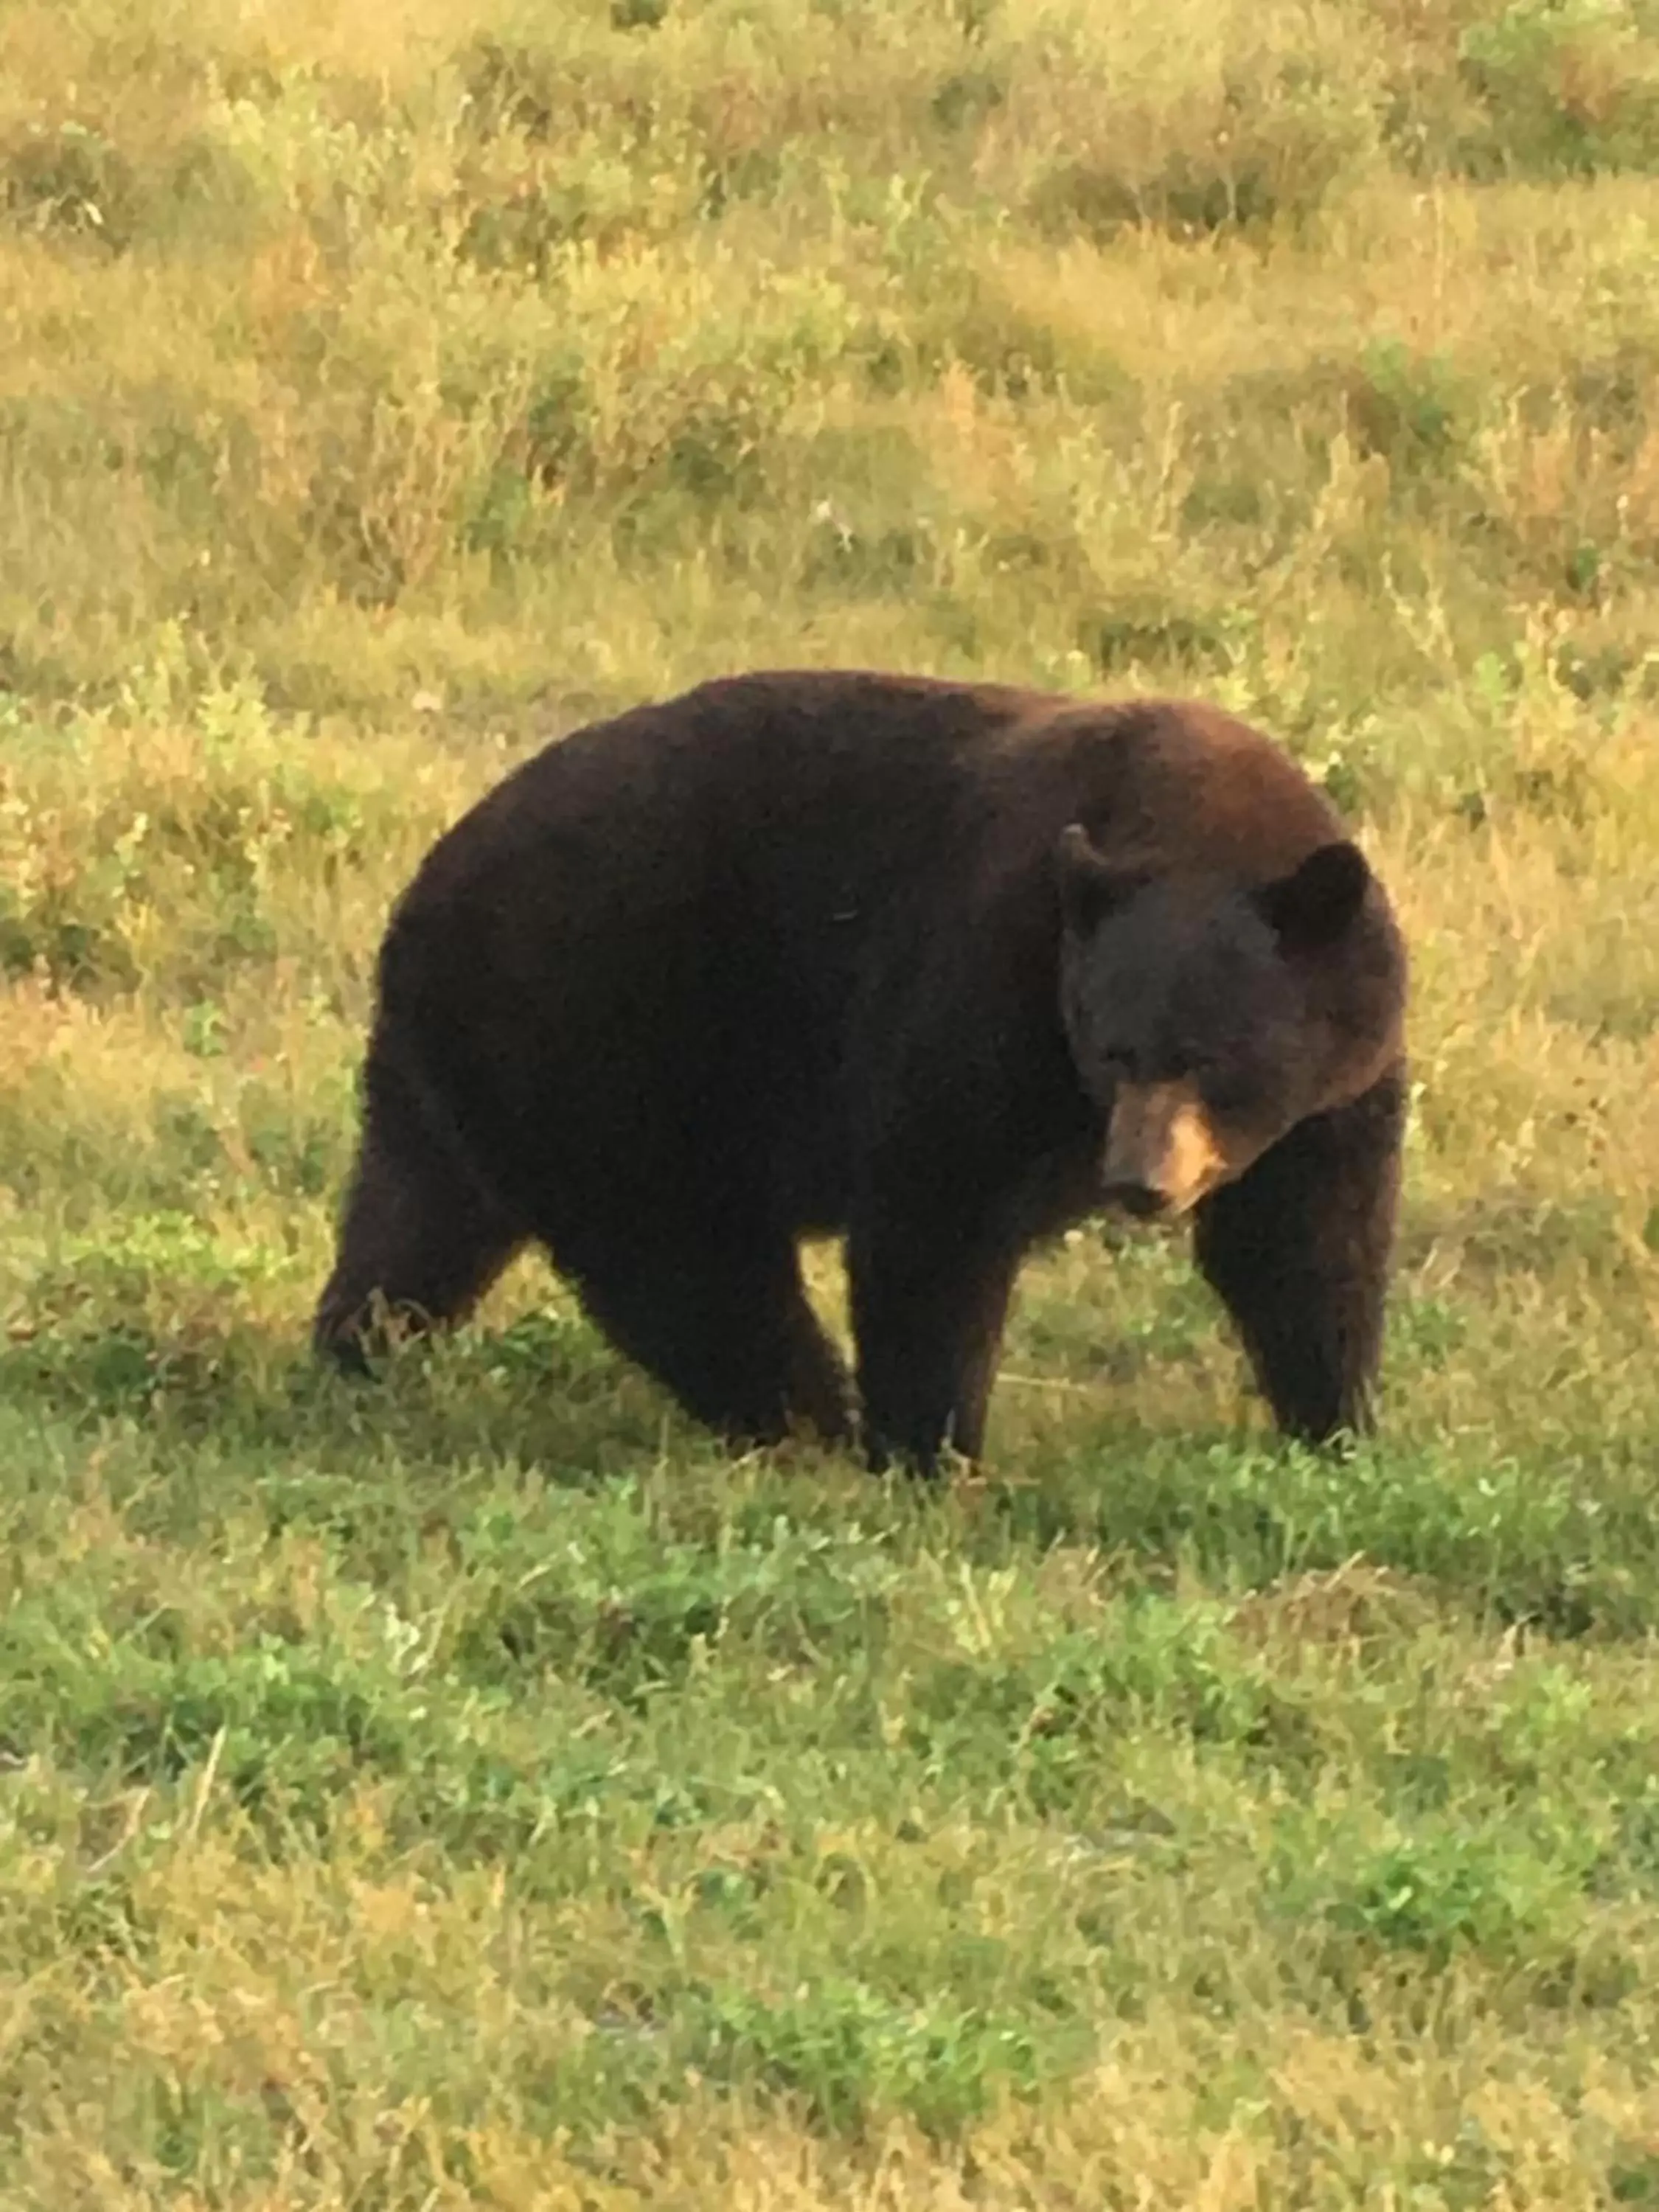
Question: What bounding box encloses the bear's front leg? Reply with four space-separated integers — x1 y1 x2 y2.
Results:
847 1216 1023 1475
1192 1063 1407 1443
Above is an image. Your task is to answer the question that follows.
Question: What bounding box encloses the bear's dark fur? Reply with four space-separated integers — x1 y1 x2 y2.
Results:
316 671 1408 1472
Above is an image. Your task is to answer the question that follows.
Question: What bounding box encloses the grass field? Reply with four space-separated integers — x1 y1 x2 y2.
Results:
4 0 1659 2202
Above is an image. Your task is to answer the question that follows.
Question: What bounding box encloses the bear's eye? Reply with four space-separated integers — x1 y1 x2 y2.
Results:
1196 1062 1255 1118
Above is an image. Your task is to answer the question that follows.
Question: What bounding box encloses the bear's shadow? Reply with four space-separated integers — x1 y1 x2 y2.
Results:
1 1306 683 1486
19 1300 1615 1639
1 1290 1290 1546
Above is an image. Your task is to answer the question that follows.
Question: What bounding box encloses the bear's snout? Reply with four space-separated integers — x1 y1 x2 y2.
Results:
1102 1080 1228 1217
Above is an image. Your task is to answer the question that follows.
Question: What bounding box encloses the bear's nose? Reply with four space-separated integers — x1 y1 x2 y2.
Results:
1102 1180 1169 1220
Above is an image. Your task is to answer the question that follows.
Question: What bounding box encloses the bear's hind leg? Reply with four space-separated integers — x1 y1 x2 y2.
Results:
1192 1063 1407 1444
564 1225 855 1451
314 1047 524 1371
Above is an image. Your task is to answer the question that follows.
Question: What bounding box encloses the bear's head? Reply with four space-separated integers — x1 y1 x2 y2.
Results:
1055 825 1394 1219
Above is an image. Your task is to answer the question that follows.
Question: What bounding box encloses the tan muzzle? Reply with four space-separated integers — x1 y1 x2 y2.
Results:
1101 1079 1228 1217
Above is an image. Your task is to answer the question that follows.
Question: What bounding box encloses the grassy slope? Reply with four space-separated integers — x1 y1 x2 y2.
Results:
4 0 1659 2202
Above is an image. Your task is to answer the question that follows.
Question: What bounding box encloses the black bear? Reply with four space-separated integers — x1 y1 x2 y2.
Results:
316 671 1408 1472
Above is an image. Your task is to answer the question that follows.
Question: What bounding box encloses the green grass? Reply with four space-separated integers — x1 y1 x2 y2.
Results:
4 0 1659 2202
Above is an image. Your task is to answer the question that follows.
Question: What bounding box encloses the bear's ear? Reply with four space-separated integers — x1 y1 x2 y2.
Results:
1255 840 1371 952
1056 824 1148 931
